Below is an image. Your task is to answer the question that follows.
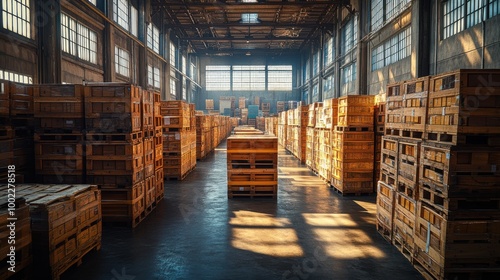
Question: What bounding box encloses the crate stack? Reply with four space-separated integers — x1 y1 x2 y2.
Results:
205 99 214 111
261 102 270 117
317 99 337 182
313 103 325 174
161 100 196 180
226 134 278 199
415 70 500 280
277 101 285 113
256 116 266 132
277 110 287 148
33 85 86 185
238 97 246 109
153 92 164 202
142 90 156 213
241 108 248 125
247 104 259 127
0 194 32 279
305 103 317 169
85 84 146 228
376 69 500 280
15 184 101 279
294 106 308 163
331 95 375 195
212 115 220 147
0 81 35 184
196 115 209 159
286 108 295 153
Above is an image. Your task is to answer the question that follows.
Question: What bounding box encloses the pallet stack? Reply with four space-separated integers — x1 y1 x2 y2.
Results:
277 110 287 148
376 69 500 280
313 103 325 174
374 94 386 191
331 95 375 195
0 194 32 279
226 134 278 199
277 101 285 113
305 103 318 169
317 99 337 182
15 184 101 279
256 116 266 132
85 84 146 228
196 115 209 160
153 92 164 202
292 106 308 163
241 108 248 125
34 85 86 185
238 97 246 109
142 90 156 214
261 102 270 117
264 116 278 136
205 99 214 111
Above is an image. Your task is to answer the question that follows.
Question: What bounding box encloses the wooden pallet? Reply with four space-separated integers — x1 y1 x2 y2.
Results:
86 132 143 143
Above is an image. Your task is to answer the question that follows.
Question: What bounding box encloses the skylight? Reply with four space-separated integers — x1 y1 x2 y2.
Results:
241 13 259 23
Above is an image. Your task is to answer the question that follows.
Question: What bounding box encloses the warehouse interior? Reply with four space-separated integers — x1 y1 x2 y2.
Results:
1 0 500 279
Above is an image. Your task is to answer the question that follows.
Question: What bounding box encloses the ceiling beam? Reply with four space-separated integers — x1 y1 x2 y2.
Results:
152 1 345 8
178 36 308 41
165 22 329 28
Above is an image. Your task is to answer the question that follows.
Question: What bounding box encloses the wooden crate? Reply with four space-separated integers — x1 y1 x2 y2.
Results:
0 80 10 116
397 139 421 200
337 95 375 127
87 168 144 188
35 117 84 133
85 132 143 144
33 84 85 117
9 82 34 116
419 143 500 197
426 70 500 145
392 192 417 261
16 184 101 279
376 181 395 242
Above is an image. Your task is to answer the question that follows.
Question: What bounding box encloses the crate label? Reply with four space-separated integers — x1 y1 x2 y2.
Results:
239 187 244 191
1 83 4 94
411 109 415 117
442 107 445 116
65 120 74 125
64 147 74 154
175 133 180 140
164 117 170 125
446 152 450 160
492 165 497 172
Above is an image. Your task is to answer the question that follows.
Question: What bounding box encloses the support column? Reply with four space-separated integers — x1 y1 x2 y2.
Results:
37 0 61 83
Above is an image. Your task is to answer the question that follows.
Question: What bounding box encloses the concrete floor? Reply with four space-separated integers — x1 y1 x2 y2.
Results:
62 141 423 280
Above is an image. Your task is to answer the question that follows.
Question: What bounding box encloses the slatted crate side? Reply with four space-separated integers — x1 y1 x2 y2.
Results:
430 69 500 94
376 193 394 241
101 197 145 227
333 130 374 143
85 86 141 115
9 82 34 116
86 141 143 157
392 192 417 256
377 181 395 202
331 178 373 195
85 114 142 133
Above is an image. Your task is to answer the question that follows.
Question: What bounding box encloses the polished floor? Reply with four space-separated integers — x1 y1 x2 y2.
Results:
63 141 423 280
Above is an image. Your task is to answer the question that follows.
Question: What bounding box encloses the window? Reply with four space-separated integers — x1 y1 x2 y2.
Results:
312 83 319 102
170 41 177 68
323 36 334 67
268 65 292 91
205 65 230 91
130 6 138 36
232 65 265 91
341 63 356 95
371 0 411 31
170 77 176 99
442 0 500 39
443 0 465 39
182 77 187 100
61 13 97 64
371 27 411 71
0 69 32 84
303 58 310 82
323 74 334 99
371 0 384 31
313 51 319 76
88 0 97 5
241 13 259 23
113 0 129 31
147 23 160 53
148 65 160 89
341 16 357 55
115 46 130 77
2 0 31 38
182 55 187 74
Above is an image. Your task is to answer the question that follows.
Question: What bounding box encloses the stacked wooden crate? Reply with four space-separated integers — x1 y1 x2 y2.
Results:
85 84 146 228
277 101 285 113
374 94 386 190
153 92 164 202
241 108 248 125
256 116 266 132
415 70 500 280
0 194 32 279
15 184 101 279
305 103 317 169
331 95 375 195
142 90 156 213
227 134 278 198
264 116 278 136
1 81 35 184
196 115 208 160
238 97 246 109
277 111 287 148
34 85 86 184
161 100 196 180
205 99 214 110
376 69 500 280
317 99 337 182
286 108 295 152
261 102 270 117
313 103 325 174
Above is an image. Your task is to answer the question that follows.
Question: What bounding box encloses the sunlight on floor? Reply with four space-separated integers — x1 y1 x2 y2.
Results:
302 213 358 227
353 200 377 213
313 228 386 259
230 211 304 257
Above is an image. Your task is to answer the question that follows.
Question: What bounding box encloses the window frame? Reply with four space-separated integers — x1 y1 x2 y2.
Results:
2 0 32 39
61 13 98 64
